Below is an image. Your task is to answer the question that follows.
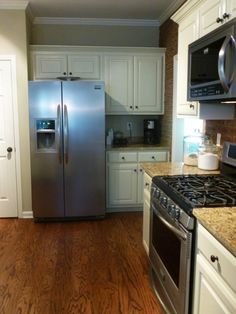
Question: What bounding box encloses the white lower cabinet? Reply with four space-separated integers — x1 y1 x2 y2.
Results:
193 223 236 314
142 172 152 255
106 150 169 210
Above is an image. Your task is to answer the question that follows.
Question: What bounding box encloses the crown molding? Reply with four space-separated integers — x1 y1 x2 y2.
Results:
0 0 28 10
159 0 185 25
171 0 202 23
33 17 160 27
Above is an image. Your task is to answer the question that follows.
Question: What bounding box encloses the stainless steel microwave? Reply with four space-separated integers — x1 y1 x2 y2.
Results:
187 18 236 102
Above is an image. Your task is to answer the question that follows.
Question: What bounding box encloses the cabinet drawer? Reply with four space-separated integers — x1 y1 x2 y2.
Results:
198 223 236 293
107 152 138 163
138 151 168 162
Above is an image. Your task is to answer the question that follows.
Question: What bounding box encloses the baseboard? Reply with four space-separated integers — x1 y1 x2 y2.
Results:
21 211 34 219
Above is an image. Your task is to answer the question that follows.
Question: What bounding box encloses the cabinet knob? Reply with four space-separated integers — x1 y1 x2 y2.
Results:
210 255 219 263
189 104 195 109
121 156 125 160
69 72 72 75
152 156 155 159
145 182 149 186
129 105 133 109
223 12 230 19
7 147 13 153
135 106 138 109
139 169 143 172
134 169 137 172
63 72 66 75
216 17 223 23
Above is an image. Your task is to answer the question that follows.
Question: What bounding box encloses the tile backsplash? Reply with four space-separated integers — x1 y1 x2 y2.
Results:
206 116 236 144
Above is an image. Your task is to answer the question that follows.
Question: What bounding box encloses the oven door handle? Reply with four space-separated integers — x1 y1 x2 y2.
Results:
154 208 187 241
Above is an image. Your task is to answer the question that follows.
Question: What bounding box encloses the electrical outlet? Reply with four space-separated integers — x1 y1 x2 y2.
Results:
127 122 132 130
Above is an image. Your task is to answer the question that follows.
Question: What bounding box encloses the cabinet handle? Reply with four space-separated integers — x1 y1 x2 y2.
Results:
210 255 219 263
189 104 195 109
216 17 223 23
223 12 230 19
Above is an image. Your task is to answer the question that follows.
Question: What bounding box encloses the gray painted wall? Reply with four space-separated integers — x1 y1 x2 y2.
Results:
31 24 159 47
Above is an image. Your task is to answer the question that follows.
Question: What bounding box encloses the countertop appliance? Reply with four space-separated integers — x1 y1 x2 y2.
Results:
188 17 236 102
143 119 161 145
149 141 236 314
29 80 105 220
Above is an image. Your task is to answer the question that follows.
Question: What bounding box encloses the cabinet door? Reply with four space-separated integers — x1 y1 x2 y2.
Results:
67 55 100 79
226 0 236 19
193 254 236 314
199 0 223 37
108 163 137 206
177 12 199 117
134 55 164 114
137 167 144 204
104 55 134 114
143 197 150 255
34 54 67 79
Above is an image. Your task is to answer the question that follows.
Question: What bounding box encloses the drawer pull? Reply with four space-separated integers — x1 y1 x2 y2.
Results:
140 169 143 172
210 255 219 263
121 156 125 160
145 183 149 187
152 156 155 159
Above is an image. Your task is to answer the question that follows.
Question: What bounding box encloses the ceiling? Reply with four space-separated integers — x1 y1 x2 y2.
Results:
1 0 185 24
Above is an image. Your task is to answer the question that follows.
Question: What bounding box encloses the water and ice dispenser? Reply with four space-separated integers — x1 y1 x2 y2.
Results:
36 119 56 151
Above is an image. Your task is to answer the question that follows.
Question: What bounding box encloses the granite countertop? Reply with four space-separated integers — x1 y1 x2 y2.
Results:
141 162 236 258
106 144 170 152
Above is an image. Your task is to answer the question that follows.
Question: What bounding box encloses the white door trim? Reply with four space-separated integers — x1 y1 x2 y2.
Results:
0 55 23 217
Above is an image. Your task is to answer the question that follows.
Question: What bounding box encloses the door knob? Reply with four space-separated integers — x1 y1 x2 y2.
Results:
7 147 13 153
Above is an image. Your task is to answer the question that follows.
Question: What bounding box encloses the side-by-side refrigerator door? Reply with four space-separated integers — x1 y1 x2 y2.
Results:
29 81 64 218
63 81 105 217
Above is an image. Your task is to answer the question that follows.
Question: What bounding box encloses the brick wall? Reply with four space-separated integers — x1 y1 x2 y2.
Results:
159 19 178 147
205 118 236 144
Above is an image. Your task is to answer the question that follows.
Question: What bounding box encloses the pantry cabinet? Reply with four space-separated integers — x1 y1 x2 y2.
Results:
171 0 236 119
104 53 165 115
106 149 169 210
193 223 236 314
32 53 100 80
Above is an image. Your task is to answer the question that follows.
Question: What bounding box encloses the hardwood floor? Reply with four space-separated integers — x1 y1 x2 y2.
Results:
0 213 163 314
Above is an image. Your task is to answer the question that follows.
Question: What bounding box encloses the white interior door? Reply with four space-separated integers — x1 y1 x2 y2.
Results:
0 59 18 217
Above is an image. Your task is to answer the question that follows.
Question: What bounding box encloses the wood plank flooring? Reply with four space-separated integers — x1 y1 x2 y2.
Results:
0 213 163 314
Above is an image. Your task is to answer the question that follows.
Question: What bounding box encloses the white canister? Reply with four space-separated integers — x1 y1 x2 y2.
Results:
198 152 219 170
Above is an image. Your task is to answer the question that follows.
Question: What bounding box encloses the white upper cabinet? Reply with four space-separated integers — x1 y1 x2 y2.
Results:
104 55 134 114
134 55 164 114
176 10 199 116
171 0 236 119
32 52 101 80
104 52 165 115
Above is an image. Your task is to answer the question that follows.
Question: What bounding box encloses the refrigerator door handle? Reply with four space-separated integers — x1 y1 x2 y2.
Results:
57 104 62 163
64 104 69 164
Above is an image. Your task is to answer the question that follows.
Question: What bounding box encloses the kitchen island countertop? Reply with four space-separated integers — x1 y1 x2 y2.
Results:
141 162 236 258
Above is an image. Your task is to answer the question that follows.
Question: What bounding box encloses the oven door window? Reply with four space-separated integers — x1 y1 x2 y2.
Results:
152 211 181 288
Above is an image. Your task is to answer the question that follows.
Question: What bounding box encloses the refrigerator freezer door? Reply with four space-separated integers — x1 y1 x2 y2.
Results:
63 81 105 217
29 81 64 218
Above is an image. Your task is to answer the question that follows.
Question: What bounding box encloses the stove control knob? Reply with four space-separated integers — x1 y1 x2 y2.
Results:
154 188 161 199
167 204 175 214
160 196 167 206
175 207 180 220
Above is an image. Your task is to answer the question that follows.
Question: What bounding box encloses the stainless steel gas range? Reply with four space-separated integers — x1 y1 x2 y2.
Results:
149 142 236 314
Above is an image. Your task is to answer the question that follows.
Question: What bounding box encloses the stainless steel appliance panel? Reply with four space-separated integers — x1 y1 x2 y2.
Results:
62 81 105 217
29 81 64 218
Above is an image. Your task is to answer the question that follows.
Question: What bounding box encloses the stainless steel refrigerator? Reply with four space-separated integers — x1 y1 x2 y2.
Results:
29 80 105 220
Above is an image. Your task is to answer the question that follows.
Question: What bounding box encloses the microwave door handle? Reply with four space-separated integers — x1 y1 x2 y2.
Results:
153 206 187 241
218 35 236 93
